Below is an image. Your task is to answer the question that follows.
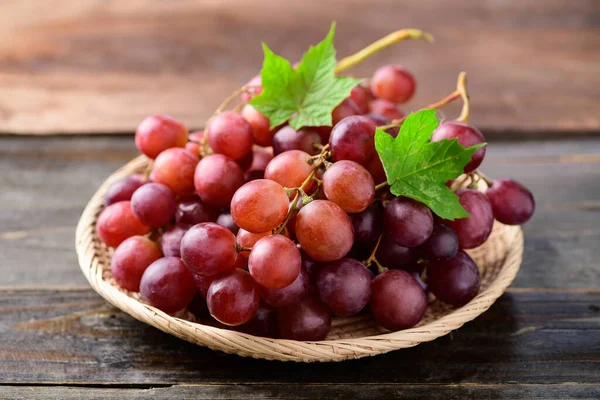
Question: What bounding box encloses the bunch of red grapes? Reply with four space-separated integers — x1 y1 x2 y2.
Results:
97 65 535 340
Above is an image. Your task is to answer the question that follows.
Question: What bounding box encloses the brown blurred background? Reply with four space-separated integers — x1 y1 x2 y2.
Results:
1 0 598 135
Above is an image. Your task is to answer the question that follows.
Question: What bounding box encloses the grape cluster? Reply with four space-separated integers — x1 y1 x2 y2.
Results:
97 65 535 340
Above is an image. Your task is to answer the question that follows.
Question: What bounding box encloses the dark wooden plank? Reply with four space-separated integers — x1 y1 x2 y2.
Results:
0 0 598 134
1 289 599 385
1 383 599 400
2 136 600 287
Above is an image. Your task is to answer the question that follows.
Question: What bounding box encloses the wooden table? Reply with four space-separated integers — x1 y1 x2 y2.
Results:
1 1 600 398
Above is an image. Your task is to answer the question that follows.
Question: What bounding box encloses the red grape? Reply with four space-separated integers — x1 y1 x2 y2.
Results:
175 198 217 225
241 74 262 102
370 269 427 331
370 66 416 104
193 273 219 298
375 235 417 272
261 268 311 308
323 160 375 213
350 85 370 114
368 99 404 121
207 269 260 326
111 236 162 291
231 179 290 233
244 169 264 182
234 307 279 338
97 201 150 248
486 179 535 225
445 188 494 249
366 154 387 184
135 115 187 159
272 126 322 156
152 147 198 197
185 141 200 156
242 104 274 146
295 200 354 262
431 121 486 173
105 175 144 206
417 223 459 261
427 250 481 306
248 234 301 289
130 183 177 228
140 257 196 313
207 111 253 161
236 229 271 258
332 98 360 125
248 148 273 171
264 150 313 188
301 249 322 281
384 197 434 248
316 258 372 316
329 116 377 167
160 224 189 257
194 154 245 209
277 296 331 340
366 113 400 137
217 212 239 235
351 202 384 250
180 223 237 276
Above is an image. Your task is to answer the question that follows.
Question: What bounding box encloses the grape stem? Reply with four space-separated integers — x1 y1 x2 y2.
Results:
213 85 249 117
362 233 387 274
236 244 252 253
374 181 389 191
142 161 153 181
455 72 470 123
379 71 468 131
334 29 434 74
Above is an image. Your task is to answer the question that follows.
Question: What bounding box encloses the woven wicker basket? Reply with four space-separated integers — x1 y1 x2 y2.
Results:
76 155 523 362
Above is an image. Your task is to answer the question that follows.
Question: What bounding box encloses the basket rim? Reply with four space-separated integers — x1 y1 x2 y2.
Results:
76 155 523 362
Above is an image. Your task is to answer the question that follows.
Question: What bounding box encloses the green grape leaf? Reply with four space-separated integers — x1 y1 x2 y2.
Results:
249 22 361 130
374 109 486 220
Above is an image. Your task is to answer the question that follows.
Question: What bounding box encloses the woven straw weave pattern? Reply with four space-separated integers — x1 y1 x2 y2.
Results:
76 155 523 362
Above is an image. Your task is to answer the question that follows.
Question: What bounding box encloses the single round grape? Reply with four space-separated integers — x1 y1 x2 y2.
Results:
370 269 427 331
261 267 311 308
175 198 217 225
140 257 196 313
230 179 290 233
234 307 279 338
272 126 322 156
301 249 321 281
316 258 372 316
241 74 262 102
370 65 416 104
236 229 271 258
264 150 313 188
248 148 273 171
244 169 264 182
384 197 434 248
331 98 360 125
194 154 245 209
427 250 481 306
185 141 200 156
217 213 239 235
130 183 177 228
97 201 150 248
277 296 331 341
375 235 418 272
350 85 370 114
207 269 260 326
314 125 333 143
445 188 494 249
295 200 354 262
159 223 190 257
351 202 384 250
431 121 486 173
329 116 377 167
368 99 404 121
207 111 253 161
187 292 210 317
236 150 254 171
248 235 301 289
193 273 219 298
152 147 198 197
111 236 162 291
486 179 535 225
105 175 144 206
185 130 204 157
135 115 188 159
180 223 237 276
417 223 459 261
241 104 274 146
323 160 375 213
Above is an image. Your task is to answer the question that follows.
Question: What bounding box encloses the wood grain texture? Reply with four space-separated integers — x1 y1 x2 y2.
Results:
1 289 599 386
0 0 598 134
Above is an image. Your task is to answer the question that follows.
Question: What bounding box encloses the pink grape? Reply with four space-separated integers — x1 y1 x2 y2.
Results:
105 175 144 206
277 296 331 341
431 121 486 173
140 257 196 313
111 236 162 291
242 104 274 146
152 147 198 197
97 201 150 248
427 250 481 306
486 179 535 225
236 229 271 258
248 148 273 171
130 183 177 228
193 273 220 298
135 115 187 159
368 99 404 121
370 65 416 104
331 98 360 125
160 224 189 257
350 85 370 114
180 223 237 276
241 74 262 102
194 154 245 209
248 235 301 289
207 111 253 161
207 269 260 326
272 126 322 156
230 179 290 233
264 150 313 188
323 160 375 213
445 188 494 249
